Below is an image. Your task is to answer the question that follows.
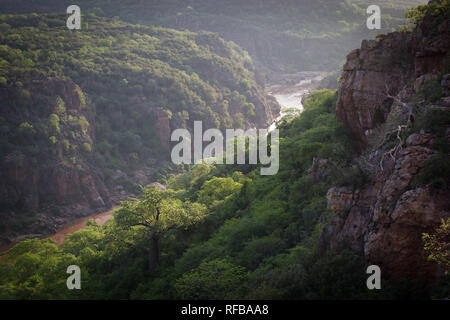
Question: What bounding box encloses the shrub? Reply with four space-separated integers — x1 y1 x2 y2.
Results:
415 154 450 191
49 136 57 144
237 235 287 270
198 177 242 207
417 109 450 135
422 79 443 102
82 142 92 153
423 218 450 275
55 96 66 115
175 258 247 299
335 164 370 189
47 114 60 134
17 122 35 136
243 102 255 116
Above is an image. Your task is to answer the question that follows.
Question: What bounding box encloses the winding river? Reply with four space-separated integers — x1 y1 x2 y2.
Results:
48 207 118 245
0 72 323 254
0 208 117 255
268 71 323 130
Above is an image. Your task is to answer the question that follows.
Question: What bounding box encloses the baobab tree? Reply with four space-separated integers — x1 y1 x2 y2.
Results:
114 184 206 273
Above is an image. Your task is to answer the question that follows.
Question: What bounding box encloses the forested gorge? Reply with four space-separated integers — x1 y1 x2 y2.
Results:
1 0 449 300
0 12 271 146
2 87 447 299
0 90 368 299
0 0 424 72
0 13 276 239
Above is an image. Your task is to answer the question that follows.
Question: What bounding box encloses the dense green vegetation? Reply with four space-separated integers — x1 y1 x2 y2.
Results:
0 12 276 242
405 0 450 25
0 0 425 72
1 82 448 299
0 13 270 175
0 90 388 299
1 0 448 301
409 76 450 192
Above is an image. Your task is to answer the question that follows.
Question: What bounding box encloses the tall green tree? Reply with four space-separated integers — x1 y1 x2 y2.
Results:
114 185 206 273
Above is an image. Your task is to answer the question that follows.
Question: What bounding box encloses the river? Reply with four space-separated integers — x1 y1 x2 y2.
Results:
268 71 323 131
0 207 117 256
48 207 118 245
0 72 323 255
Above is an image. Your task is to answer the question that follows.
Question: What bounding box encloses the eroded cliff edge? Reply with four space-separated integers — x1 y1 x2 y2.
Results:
0 80 113 244
322 4 450 285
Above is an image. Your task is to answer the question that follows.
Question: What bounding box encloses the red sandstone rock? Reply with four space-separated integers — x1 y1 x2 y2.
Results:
325 6 450 284
155 109 171 151
336 13 450 151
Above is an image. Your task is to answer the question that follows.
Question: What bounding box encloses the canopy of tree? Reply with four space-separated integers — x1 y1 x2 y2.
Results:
0 0 426 72
0 13 270 174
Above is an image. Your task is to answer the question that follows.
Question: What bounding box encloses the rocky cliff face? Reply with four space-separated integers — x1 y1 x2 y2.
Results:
0 12 281 248
324 4 450 285
0 80 112 245
0 80 279 247
325 132 449 282
336 9 450 150
336 34 415 150
155 109 171 151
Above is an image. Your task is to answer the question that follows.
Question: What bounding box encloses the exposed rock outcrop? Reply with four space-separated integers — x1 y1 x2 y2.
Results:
415 13 450 77
155 109 171 151
336 8 450 150
324 3 450 285
0 80 112 245
324 131 449 282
